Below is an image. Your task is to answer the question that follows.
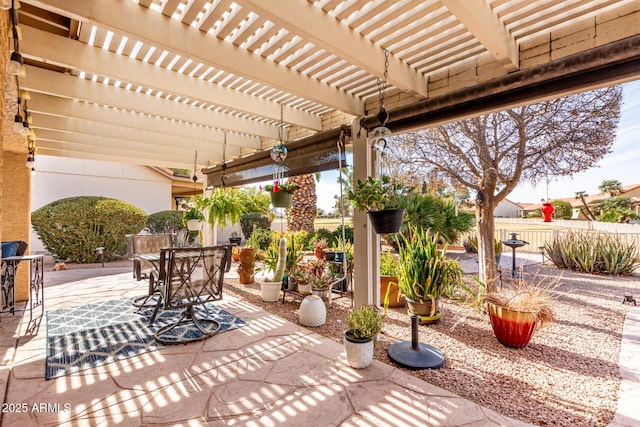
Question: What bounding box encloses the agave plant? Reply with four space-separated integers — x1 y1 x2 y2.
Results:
544 230 639 275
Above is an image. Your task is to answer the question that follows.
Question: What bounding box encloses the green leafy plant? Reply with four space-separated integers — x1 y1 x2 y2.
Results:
181 206 205 225
388 227 462 305
195 188 245 229
346 305 384 340
240 213 271 241
465 234 503 254
31 196 146 263
379 250 398 277
348 175 404 212
261 180 298 194
544 231 639 274
145 210 184 234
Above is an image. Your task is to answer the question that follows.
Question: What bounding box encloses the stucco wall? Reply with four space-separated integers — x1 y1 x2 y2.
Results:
30 156 173 252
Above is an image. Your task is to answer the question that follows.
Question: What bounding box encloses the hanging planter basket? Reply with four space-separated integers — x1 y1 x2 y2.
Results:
270 191 293 208
368 208 404 234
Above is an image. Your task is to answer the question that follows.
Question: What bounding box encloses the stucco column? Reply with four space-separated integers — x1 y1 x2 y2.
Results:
2 10 33 302
351 117 380 307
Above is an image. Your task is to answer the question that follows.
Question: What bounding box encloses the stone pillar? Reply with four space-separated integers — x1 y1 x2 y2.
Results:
351 117 380 307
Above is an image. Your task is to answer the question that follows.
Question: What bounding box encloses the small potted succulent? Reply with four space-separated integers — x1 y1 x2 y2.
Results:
344 305 384 369
347 175 405 234
312 238 328 259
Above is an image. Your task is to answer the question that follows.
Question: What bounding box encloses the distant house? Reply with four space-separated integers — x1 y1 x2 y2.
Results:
492 199 523 218
30 156 203 252
522 184 640 219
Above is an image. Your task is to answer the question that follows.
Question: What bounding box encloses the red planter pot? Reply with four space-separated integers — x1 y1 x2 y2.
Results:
487 302 537 348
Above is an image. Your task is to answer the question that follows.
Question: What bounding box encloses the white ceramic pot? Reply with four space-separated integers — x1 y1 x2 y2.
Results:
343 333 374 369
298 295 326 327
186 219 203 231
261 281 282 302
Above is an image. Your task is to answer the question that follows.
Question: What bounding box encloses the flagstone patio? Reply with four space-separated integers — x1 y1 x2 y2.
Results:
0 264 637 426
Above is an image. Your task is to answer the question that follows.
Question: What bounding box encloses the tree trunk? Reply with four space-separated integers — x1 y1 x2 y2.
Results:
476 199 497 292
286 174 317 233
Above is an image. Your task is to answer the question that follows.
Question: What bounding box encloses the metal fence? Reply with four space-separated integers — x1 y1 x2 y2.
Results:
493 219 640 254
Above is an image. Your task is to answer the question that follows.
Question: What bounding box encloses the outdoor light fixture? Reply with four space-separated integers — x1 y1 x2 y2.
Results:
0 0 11 10
21 118 29 135
7 51 23 75
13 114 23 133
26 148 34 168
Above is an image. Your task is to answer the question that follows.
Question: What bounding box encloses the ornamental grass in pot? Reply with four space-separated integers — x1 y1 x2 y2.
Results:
483 276 556 348
344 305 384 369
384 227 462 324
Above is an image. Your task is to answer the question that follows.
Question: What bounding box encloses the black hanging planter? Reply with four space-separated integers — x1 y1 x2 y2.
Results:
270 191 293 208
368 208 404 234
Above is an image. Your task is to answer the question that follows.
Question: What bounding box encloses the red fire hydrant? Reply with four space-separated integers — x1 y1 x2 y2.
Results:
541 202 554 222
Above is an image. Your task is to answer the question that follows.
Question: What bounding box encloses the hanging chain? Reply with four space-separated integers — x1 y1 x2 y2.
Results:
377 49 390 111
278 103 284 144
222 130 227 164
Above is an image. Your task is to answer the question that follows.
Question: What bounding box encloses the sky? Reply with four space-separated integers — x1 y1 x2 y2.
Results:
310 80 640 211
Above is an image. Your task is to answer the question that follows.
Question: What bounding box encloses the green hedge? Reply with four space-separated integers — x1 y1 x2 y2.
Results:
31 196 146 263
145 210 184 234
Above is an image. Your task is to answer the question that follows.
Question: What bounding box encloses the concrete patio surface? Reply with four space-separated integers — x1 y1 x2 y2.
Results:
0 264 636 426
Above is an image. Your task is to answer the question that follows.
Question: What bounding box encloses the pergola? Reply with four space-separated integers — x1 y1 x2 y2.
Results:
2 0 639 304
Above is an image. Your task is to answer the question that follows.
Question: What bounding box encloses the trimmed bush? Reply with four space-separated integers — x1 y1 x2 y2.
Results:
544 231 639 275
145 210 184 234
332 225 354 245
31 196 146 263
240 213 271 241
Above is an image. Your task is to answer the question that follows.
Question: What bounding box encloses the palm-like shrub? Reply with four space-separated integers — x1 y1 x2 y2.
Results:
31 196 146 263
544 231 639 274
399 193 474 244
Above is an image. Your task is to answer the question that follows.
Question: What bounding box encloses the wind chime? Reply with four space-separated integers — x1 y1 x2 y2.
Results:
367 49 394 178
269 104 290 230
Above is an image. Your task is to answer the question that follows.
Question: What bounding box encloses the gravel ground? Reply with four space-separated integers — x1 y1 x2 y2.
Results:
222 254 639 427
47 253 640 427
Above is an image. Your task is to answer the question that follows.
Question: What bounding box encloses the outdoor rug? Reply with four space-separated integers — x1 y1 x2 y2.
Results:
45 297 247 379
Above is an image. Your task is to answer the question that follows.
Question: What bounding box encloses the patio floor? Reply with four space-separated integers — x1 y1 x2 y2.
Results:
0 264 636 426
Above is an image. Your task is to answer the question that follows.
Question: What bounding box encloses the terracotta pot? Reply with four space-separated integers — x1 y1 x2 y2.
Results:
380 276 406 308
487 302 537 348
315 248 324 259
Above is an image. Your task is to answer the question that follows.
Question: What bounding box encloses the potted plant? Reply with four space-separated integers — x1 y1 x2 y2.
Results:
312 238 328 259
261 179 298 208
260 237 287 301
344 305 384 369
347 175 405 234
385 227 462 324
194 188 245 229
379 249 405 308
483 277 555 348
182 206 205 231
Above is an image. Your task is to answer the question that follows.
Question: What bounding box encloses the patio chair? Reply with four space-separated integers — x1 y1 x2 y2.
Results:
126 234 173 280
148 245 230 344
1 240 28 311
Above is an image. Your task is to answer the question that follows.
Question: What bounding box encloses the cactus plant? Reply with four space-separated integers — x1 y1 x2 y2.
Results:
272 237 287 282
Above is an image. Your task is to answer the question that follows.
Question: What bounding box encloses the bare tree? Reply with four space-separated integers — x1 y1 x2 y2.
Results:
388 86 622 289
